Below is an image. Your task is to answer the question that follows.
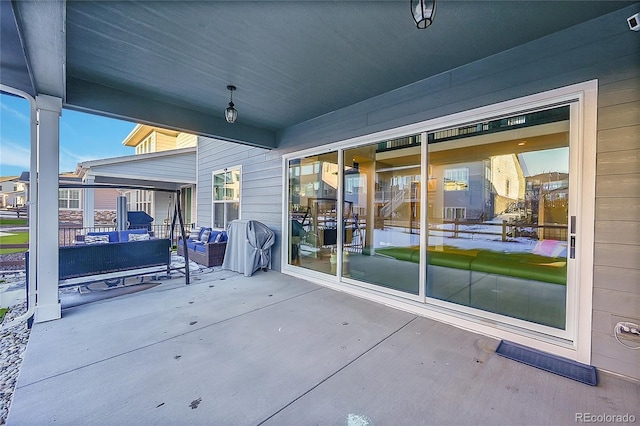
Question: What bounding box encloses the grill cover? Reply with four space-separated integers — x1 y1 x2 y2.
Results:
127 211 154 230
222 220 275 276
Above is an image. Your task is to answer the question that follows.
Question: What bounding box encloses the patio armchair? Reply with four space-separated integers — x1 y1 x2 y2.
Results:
177 227 228 267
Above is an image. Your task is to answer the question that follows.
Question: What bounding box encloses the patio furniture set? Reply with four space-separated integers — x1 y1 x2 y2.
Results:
57 221 272 288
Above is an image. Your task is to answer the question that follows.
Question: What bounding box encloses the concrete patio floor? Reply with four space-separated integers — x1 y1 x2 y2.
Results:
7 269 639 425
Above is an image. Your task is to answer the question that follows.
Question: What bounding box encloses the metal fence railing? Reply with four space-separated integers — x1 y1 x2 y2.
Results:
58 223 195 247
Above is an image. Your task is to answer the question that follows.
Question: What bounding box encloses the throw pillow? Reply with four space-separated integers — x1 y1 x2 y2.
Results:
200 229 212 243
129 233 150 241
85 234 110 244
189 227 201 240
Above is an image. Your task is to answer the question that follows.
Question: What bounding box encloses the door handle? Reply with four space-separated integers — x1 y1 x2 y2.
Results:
570 236 576 259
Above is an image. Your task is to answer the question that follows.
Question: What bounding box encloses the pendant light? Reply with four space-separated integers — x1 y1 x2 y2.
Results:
225 85 238 124
411 0 436 29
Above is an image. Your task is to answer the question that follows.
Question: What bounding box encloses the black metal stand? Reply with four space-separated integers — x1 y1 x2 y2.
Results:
169 189 190 284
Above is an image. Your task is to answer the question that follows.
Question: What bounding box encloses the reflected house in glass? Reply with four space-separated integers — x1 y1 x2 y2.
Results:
526 172 570 240
427 153 526 223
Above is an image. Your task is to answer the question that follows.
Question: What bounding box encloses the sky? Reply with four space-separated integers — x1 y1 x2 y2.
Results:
520 147 569 177
0 93 136 177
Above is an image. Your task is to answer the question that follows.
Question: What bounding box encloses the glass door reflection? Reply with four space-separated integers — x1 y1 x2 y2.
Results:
342 135 422 295
426 106 570 329
288 152 339 275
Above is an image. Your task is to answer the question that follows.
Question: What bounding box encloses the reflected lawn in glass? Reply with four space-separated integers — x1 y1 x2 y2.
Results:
427 264 566 329
348 252 419 295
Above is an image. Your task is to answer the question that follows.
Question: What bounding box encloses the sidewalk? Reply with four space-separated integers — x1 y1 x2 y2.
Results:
7 269 640 425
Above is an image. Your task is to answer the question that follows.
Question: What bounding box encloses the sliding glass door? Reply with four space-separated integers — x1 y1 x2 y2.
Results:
426 106 571 329
341 135 422 295
287 152 339 275
285 103 579 335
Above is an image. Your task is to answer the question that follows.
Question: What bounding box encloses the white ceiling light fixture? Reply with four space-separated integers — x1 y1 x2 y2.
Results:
225 85 238 123
411 0 436 29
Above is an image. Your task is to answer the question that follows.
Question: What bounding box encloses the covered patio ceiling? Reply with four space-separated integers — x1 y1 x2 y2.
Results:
1 0 635 149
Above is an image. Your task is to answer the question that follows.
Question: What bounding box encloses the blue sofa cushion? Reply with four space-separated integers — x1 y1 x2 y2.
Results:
194 244 207 253
87 231 119 243
210 230 224 243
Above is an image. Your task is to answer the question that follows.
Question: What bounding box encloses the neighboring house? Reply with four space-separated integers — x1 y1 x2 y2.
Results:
57 172 83 224
76 124 197 228
14 171 120 224
0 175 20 208
428 153 525 222
122 124 197 154
12 124 197 228
525 172 570 239
58 172 121 225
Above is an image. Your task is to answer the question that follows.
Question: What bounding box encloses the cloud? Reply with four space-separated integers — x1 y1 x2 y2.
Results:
59 146 118 172
1 144 113 174
0 141 30 170
59 146 87 172
1 103 30 125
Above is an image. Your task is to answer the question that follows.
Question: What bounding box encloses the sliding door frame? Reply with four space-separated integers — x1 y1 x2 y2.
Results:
281 80 597 363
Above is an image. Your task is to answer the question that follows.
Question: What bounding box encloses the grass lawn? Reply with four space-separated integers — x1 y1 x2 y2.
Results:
0 218 28 226
0 231 29 254
0 308 8 322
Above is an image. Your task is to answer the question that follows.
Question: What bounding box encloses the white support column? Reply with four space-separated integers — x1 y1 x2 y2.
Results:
34 94 62 323
83 176 95 228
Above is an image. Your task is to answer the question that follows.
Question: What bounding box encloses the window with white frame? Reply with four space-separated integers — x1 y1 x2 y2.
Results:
212 166 241 229
135 136 155 154
124 190 153 215
443 207 466 220
135 190 153 215
58 189 80 209
443 168 469 191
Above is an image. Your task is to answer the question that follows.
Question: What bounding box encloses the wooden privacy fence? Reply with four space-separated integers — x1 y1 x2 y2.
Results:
430 219 568 242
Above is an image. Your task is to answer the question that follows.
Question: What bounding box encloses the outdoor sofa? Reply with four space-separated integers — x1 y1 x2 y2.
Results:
177 227 228 267
59 229 171 286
